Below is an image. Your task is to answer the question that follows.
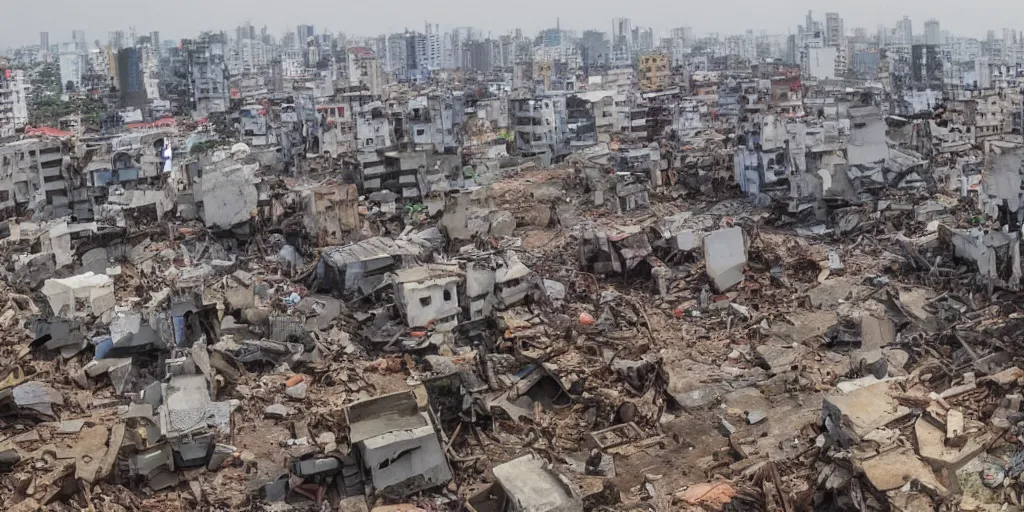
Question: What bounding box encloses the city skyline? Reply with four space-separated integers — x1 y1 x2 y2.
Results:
5 0 1024 49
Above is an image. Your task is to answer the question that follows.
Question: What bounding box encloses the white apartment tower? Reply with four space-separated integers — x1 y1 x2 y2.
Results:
924 20 941 46
825 13 844 47
59 42 85 92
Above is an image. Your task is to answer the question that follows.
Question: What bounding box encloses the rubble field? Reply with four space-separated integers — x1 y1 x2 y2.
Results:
5 117 1024 512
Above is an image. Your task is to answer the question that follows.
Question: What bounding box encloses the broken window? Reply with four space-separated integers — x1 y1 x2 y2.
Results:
443 289 452 301
419 296 432 307
416 128 425 136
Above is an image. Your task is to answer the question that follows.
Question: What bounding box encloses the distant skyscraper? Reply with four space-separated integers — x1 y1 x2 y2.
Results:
580 30 610 71
297 25 315 48
896 16 913 46
40 32 49 51
109 31 125 51
825 12 844 46
281 32 296 48
72 30 86 51
150 31 161 57
612 18 632 47
611 18 632 64
59 41 85 92
117 47 148 111
670 27 693 44
924 20 941 46
236 23 256 42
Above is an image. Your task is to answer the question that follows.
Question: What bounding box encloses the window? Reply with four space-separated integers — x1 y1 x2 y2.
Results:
443 289 452 301
0 190 8 202
365 138 374 146
416 128 425 136
419 296 432 307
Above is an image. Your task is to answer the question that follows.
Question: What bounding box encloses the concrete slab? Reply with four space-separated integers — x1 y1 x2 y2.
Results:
915 417 991 470
822 381 911 445
861 447 945 493
493 454 584 512
360 425 452 498
703 227 746 292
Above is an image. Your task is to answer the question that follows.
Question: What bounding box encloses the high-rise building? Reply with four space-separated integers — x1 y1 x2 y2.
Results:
183 35 229 116
670 27 693 45
150 31 161 58
59 42 85 92
346 47 382 97
825 12 844 46
386 33 408 75
281 32 296 48
72 30 87 51
297 25 315 48
466 40 494 72
896 16 913 45
236 23 256 42
876 25 889 46
611 18 632 65
580 30 610 72
39 32 51 62
924 20 941 46
635 27 655 52
1002 28 1020 64
425 23 442 71
0 63 29 140
117 47 148 111
109 31 126 51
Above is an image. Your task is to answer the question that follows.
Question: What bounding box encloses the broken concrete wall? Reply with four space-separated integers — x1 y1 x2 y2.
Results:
847 107 889 166
940 225 1022 290
440 187 514 241
494 252 535 309
302 184 360 245
980 148 1024 220
393 265 463 328
316 237 422 296
465 261 497 321
360 425 453 498
703 227 747 292
41 272 115 321
345 389 453 498
200 163 259 230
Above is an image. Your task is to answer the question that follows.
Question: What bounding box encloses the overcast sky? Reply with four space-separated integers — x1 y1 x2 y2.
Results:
1 0 1014 48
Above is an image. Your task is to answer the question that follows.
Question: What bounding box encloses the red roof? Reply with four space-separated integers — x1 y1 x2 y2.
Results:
348 47 375 59
24 126 73 137
126 117 177 130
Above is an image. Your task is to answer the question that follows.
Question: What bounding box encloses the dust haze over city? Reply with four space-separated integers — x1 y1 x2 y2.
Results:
4 0 1024 511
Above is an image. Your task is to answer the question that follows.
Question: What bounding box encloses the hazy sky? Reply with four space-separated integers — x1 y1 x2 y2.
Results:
1 0 1014 48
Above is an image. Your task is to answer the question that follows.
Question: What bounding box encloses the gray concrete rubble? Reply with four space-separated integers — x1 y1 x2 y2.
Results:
492 454 584 512
345 389 453 498
5 34 1024 512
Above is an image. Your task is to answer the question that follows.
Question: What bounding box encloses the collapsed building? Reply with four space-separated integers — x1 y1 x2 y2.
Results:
12 19 1024 512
